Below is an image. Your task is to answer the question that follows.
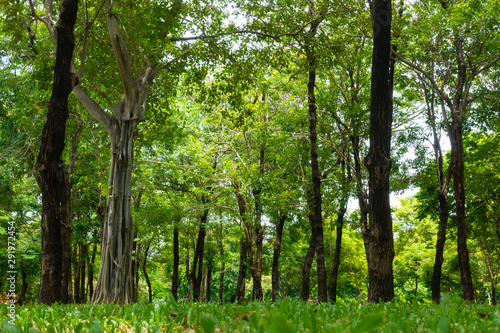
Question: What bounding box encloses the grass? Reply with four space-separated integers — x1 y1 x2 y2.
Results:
1 295 499 332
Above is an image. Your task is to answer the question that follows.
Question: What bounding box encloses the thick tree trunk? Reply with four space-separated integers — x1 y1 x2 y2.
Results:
36 0 78 305
272 214 286 302
91 120 135 303
143 244 152 303
329 198 347 303
363 0 395 303
172 227 179 301
236 238 247 304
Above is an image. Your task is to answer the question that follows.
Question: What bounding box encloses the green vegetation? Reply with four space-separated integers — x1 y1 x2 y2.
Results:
2 296 499 332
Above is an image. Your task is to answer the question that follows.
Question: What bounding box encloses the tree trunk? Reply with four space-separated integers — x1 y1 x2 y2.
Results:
329 198 347 303
73 245 80 304
251 203 264 301
190 197 209 301
88 243 97 301
131 229 138 303
206 251 213 302
272 214 286 302
18 270 28 306
301 238 315 301
172 226 179 301
143 244 152 303
134 244 141 303
73 9 155 304
36 0 78 305
218 219 225 305
236 238 247 304
80 243 87 303
302 6 327 302
363 0 395 303
450 37 473 302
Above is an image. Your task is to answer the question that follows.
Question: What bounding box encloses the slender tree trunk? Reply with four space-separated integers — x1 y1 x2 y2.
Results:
80 243 88 302
190 197 209 301
363 0 395 303
301 239 315 301
36 0 78 305
302 4 327 302
131 229 138 303
186 250 193 302
143 244 152 303
88 243 97 301
172 226 179 301
135 244 141 303
218 218 225 305
272 214 286 302
206 251 213 302
329 198 347 303
18 270 28 306
73 245 80 304
449 37 473 302
478 237 496 305
236 238 247 304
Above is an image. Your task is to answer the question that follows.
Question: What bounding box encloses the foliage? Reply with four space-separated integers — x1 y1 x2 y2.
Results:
2 296 500 332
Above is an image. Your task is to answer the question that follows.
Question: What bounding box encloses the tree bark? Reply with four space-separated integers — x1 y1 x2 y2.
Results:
363 0 395 303
73 245 80 304
449 37 473 301
18 270 28 306
272 214 286 302
36 0 78 305
329 197 347 303
218 218 225 305
87 243 97 301
206 251 213 302
301 238 316 301
80 243 88 303
143 244 152 303
190 196 209 301
236 238 247 304
171 226 179 301
301 3 328 302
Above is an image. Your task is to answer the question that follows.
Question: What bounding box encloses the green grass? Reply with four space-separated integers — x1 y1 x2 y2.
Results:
1 295 499 332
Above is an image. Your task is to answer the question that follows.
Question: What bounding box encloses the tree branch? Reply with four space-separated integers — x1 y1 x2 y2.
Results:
73 85 114 133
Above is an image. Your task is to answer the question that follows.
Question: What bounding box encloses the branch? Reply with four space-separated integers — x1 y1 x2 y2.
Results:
106 10 135 119
392 49 453 109
73 85 114 133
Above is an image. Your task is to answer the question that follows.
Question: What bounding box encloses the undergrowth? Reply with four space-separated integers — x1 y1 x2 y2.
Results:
1 295 499 332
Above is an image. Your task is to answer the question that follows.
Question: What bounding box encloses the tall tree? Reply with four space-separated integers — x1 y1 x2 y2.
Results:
363 0 395 303
36 0 79 305
394 0 500 301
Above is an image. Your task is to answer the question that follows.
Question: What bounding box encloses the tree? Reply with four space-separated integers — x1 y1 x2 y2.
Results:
362 0 395 303
36 0 78 304
394 0 500 301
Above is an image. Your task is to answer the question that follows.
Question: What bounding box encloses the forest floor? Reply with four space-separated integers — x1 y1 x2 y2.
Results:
1 295 499 332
